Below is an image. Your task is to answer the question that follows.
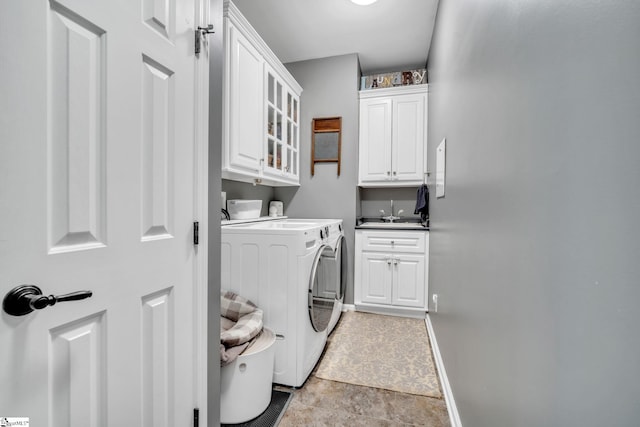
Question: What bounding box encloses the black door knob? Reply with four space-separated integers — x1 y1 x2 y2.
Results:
3 285 93 316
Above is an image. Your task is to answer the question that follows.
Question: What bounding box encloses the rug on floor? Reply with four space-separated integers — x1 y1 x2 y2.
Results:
314 311 442 398
221 389 292 427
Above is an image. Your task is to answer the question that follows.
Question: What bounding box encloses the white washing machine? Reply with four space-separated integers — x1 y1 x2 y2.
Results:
221 218 343 387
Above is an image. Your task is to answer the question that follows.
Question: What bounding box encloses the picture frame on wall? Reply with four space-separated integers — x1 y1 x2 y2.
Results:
311 117 342 176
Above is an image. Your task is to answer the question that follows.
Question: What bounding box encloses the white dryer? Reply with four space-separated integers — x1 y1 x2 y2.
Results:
221 218 341 387
326 221 347 334
287 219 346 334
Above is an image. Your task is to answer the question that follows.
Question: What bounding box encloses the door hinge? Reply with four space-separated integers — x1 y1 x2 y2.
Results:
193 408 199 427
193 221 199 245
195 24 215 55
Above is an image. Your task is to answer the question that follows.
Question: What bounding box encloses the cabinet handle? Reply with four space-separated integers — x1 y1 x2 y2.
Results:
386 258 391 266
386 171 391 176
393 259 398 266
392 171 397 176
390 240 395 246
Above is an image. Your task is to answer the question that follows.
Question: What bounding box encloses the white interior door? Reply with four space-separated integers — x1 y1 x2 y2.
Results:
0 0 201 425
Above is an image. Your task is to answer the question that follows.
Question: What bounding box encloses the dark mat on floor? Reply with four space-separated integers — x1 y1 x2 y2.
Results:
221 389 293 427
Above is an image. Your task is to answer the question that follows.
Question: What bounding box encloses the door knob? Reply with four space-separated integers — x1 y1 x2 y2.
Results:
3 285 93 316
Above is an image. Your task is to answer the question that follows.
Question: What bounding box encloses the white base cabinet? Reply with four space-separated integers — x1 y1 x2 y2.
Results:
355 229 429 318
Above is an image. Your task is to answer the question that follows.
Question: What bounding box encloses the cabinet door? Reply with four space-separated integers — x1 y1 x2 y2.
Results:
391 254 426 308
226 22 264 173
359 98 392 183
360 252 393 305
263 65 285 177
263 67 299 183
392 93 425 183
283 89 300 180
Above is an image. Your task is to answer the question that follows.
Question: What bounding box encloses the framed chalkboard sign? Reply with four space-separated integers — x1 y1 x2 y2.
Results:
311 117 342 176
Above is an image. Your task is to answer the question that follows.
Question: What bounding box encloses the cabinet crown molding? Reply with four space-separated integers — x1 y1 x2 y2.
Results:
359 83 428 99
224 0 302 95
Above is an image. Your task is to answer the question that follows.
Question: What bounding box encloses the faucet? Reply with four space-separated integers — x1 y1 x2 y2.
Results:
379 200 404 222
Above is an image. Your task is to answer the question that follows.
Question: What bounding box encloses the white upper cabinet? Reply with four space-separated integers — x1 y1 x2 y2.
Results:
358 85 428 187
263 65 300 181
222 1 302 186
225 21 264 174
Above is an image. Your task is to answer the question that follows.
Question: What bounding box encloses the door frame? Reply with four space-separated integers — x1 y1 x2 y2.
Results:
194 0 212 424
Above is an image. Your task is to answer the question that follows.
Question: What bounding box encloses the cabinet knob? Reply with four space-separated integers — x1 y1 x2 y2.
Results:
390 240 395 246
387 258 391 266
386 171 391 176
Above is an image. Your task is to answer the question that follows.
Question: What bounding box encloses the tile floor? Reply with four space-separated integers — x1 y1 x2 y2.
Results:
275 357 450 426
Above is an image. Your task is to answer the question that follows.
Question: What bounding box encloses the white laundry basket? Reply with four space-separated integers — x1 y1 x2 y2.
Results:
220 327 276 424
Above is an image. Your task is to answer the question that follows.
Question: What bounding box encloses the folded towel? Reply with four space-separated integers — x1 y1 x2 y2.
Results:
220 342 250 366
220 290 264 365
414 184 429 221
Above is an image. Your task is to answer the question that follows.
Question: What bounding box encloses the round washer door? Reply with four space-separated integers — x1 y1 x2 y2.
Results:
335 235 347 302
308 244 335 332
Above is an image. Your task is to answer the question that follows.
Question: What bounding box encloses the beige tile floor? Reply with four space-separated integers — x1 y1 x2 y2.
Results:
275 362 450 426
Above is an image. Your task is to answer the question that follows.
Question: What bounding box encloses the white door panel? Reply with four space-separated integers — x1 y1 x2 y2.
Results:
227 22 264 173
392 94 425 183
392 255 426 308
360 253 392 304
0 0 200 425
359 99 392 182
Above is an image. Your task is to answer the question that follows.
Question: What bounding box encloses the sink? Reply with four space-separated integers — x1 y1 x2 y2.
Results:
358 221 426 229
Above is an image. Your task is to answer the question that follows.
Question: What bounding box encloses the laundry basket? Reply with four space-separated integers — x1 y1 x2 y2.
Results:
220 327 276 424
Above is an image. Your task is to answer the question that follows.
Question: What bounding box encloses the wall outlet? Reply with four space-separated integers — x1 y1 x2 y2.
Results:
432 294 439 313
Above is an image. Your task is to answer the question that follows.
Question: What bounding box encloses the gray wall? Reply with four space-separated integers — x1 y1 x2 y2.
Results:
221 179 275 217
359 187 422 220
275 54 360 304
427 1 640 426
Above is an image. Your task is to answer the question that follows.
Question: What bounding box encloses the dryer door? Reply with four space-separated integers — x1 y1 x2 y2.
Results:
308 244 335 332
335 235 347 302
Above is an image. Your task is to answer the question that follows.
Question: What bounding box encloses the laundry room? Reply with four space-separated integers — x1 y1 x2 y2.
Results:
4 0 637 426
218 8 436 421
217 0 640 426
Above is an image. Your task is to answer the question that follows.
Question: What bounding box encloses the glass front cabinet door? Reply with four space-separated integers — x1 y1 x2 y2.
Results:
264 65 299 183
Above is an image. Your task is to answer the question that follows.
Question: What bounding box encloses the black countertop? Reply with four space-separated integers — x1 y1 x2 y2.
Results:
355 217 429 231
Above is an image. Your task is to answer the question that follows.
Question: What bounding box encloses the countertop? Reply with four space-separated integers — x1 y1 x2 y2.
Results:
221 216 287 226
355 217 429 231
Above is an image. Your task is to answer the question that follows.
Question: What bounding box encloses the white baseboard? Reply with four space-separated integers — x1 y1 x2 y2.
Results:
342 303 356 312
425 314 462 427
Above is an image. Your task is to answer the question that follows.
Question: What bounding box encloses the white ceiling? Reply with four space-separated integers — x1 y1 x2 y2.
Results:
232 0 440 75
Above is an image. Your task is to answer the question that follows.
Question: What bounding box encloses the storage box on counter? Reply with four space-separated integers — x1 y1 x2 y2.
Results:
226 200 262 220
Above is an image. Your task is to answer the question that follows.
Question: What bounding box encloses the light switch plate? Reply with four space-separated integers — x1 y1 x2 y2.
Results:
436 138 446 198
